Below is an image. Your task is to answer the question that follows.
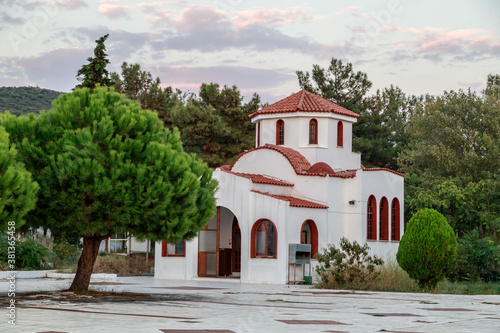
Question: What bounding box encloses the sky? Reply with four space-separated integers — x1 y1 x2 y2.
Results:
1 0 499 104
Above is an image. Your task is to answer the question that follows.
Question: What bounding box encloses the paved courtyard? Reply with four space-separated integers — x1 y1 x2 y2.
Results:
1 275 499 333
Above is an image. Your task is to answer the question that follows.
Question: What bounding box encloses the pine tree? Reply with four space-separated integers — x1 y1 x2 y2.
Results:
75 34 114 90
0 125 39 230
1 87 217 291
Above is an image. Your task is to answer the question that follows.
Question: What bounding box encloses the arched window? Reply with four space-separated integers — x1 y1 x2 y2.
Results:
300 220 318 258
379 197 389 240
337 121 343 147
251 219 277 258
367 195 377 240
276 120 285 145
309 119 318 144
391 198 401 241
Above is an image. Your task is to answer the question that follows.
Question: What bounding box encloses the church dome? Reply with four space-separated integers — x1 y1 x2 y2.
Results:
307 162 334 175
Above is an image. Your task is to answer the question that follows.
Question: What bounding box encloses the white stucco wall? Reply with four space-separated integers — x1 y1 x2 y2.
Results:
361 170 405 259
253 112 360 171
154 239 198 280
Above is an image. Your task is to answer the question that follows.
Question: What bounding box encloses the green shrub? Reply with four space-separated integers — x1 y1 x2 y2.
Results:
315 237 383 289
397 208 457 289
0 232 15 266
17 239 50 270
447 230 500 282
98 251 109 257
53 240 81 269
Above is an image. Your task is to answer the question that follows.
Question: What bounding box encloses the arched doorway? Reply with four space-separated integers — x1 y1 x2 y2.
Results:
232 218 241 273
198 206 241 278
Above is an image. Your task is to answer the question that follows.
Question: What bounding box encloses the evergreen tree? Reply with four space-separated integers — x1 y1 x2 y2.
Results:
397 209 457 289
398 88 499 185
197 83 259 167
75 34 114 90
112 62 173 112
111 63 260 167
0 87 217 291
0 125 39 230
297 58 372 113
354 86 414 169
297 58 409 170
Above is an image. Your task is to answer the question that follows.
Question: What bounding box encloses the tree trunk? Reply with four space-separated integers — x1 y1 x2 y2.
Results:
69 234 109 292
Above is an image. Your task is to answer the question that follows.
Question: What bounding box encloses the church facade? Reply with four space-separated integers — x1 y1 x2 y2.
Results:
155 90 404 284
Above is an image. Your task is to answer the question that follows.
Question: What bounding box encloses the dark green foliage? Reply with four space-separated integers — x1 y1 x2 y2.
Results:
0 86 217 290
397 209 458 289
0 233 51 270
53 239 81 268
112 62 174 112
399 84 499 252
159 83 259 167
398 90 499 185
16 239 50 270
297 58 372 114
315 237 384 288
75 34 114 90
112 62 260 168
2 86 217 242
0 86 62 116
177 83 259 167
354 86 416 169
0 125 39 230
447 230 500 282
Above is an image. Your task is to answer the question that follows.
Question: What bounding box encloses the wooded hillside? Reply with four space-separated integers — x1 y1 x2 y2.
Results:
0 86 62 116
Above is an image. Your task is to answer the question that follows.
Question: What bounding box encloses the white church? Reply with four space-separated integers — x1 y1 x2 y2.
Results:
155 90 404 284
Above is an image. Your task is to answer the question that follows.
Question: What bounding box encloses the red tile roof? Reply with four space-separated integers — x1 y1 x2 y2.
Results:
230 144 356 179
231 144 311 174
252 190 328 209
304 169 357 179
303 162 356 178
222 171 294 186
249 90 360 119
361 166 405 177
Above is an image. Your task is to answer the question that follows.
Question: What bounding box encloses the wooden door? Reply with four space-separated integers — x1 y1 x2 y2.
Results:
198 208 219 277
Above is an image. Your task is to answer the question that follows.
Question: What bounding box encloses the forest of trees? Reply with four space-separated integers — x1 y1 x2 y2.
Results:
0 34 498 282
0 86 62 116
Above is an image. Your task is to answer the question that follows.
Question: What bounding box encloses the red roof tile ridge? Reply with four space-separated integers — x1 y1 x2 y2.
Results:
249 89 359 119
297 90 306 111
251 190 328 209
361 165 405 177
230 144 311 175
222 170 294 186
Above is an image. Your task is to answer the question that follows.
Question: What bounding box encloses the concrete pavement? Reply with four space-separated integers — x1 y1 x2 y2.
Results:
1 275 499 333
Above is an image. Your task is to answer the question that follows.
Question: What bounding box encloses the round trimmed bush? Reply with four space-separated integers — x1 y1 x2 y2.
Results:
396 208 457 289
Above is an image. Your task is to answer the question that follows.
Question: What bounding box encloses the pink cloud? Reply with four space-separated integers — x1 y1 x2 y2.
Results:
405 28 421 34
98 4 132 19
169 5 229 32
380 25 400 33
414 29 493 53
57 0 87 10
232 6 322 28
135 1 172 13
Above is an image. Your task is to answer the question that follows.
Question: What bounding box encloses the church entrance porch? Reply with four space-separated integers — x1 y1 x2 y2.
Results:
197 206 241 278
